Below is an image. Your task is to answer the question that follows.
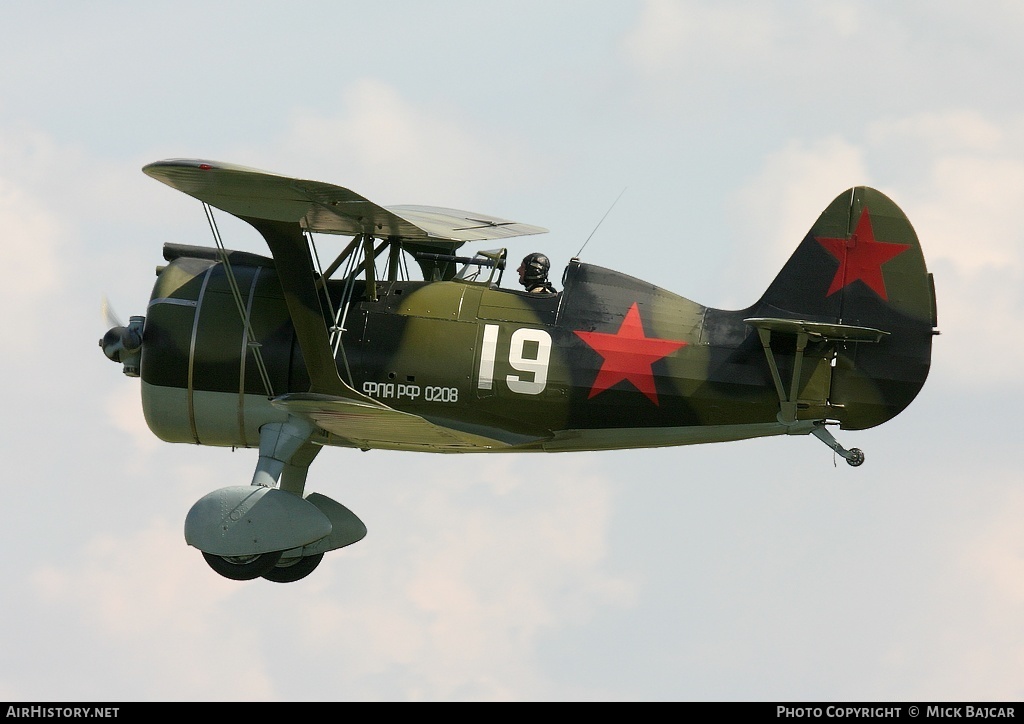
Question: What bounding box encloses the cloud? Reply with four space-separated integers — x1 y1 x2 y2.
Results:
251 79 546 210
98 382 157 453
864 111 1024 384
964 489 1024 606
0 176 62 306
616 0 1024 148
0 125 186 346
620 0 1024 82
23 456 634 700
948 487 1024 699
31 524 224 636
867 111 1024 275
725 110 1024 387
29 521 278 700
724 135 870 302
728 111 1024 281
911 154 1024 271
619 0 880 87
868 110 1004 155
289 458 636 699
621 0 782 76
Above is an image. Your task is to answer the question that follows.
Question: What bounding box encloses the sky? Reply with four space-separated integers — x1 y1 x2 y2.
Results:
1 0 1022 702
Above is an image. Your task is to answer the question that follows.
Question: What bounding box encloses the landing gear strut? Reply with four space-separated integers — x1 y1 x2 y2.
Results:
812 424 865 467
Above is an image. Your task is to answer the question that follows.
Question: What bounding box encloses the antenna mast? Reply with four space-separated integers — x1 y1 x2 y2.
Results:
574 188 627 260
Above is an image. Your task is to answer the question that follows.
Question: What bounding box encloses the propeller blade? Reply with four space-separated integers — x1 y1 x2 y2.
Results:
102 296 123 329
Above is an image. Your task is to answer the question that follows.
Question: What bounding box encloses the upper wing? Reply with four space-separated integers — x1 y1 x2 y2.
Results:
142 159 547 243
385 205 548 242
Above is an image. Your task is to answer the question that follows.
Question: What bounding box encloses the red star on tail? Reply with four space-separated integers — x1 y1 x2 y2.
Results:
574 303 686 406
815 206 911 300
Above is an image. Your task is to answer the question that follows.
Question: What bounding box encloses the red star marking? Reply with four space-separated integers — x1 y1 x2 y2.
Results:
815 206 911 300
574 303 687 406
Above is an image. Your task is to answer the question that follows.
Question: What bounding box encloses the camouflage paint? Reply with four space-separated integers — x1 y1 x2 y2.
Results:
136 186 935 452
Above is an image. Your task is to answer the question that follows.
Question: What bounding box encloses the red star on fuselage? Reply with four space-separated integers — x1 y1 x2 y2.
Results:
574 303 686 406
815 206 911 300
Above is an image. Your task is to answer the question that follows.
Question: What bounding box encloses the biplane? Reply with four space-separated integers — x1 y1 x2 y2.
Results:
100 159 938 582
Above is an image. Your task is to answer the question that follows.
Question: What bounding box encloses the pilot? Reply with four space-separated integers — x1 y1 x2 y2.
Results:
518 252 557 295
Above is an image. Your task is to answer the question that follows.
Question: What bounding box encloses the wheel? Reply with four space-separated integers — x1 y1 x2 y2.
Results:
261 553 325 583
846 448 865 467
202 550 283 581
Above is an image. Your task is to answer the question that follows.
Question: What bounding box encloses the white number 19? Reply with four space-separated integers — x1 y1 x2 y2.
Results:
478 324 552 395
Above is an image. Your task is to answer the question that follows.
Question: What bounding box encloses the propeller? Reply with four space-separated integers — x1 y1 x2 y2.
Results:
102 295 123 330
100 297 144 376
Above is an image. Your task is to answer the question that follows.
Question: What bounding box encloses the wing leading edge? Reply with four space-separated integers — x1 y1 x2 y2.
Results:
142 159 547 244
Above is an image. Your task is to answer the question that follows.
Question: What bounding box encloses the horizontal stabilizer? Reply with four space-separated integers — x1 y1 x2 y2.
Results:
744 317 889 343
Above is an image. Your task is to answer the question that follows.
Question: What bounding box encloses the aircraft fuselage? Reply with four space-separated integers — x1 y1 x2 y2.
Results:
140 245 848 453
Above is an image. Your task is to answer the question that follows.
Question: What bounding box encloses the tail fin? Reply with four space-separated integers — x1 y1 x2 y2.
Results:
756 187 937 430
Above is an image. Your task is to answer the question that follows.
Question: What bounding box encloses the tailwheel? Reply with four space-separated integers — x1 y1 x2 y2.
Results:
261 553 325 583
811 423 866 468
202 551 283 581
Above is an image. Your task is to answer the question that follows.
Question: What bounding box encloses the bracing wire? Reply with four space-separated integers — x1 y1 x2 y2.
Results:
202 203 274 398
305 228 341 342
331 235 364 386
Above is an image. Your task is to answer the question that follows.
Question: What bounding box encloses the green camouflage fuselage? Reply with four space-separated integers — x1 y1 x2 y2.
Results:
141 196 935 454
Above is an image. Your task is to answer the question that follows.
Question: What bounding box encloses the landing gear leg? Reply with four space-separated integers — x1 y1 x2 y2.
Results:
252 418 315 488
812 424 865 467
262 439 325 583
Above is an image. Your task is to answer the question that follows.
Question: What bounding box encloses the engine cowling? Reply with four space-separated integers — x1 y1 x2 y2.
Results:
140 245 310 447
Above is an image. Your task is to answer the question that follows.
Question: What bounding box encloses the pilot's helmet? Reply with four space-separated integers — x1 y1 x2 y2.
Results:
521 252 551 283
